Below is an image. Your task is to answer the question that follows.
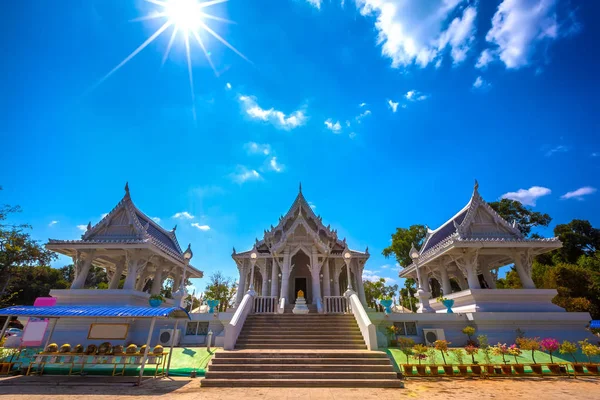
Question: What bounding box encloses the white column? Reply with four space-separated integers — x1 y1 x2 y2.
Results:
322 259 331 297
280 248 291 303
481 265 497 289
456 252 481 289
270 258 279 297
310 248 322 304
136 268 151 291
151 265 165 295
71 251 95 289
514 252 536 289
109 257 126 289
355 262 367 306
260 261 269 296
123 255 147 290
235 263 246 307
439 267 452 295
333 261 341 296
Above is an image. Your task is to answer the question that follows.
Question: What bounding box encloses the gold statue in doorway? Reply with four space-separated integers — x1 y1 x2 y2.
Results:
297 290 304 298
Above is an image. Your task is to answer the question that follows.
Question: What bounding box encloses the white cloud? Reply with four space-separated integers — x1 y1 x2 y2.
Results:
244 142 271 156
226 82 232 90
355 109 372 123
363 269 396 284
308 201 317 210
269 156 284 172
545 145 568 157
405 90 428 101
324 118 342 133
356 0 477 68
475 49 494 69
561 187 597 200
359 102 367 107
191 223 211 231
173 211 195 220
231 166 262 184
349 132 357 139
482 0 579 69
76 225 87 232
305 0 322 9
501 186 551 206
380 264 391 269
101 213 109 218
388 99 399 112
239 95 306 130
49 220 59 227
152 217 161 223
472 76 491 90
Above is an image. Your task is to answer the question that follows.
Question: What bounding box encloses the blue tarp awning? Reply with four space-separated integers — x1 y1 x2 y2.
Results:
0 305 190 319
591 320 600 329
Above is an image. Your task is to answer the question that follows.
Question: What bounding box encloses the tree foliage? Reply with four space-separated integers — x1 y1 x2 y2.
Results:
0 265 70 307
488 198 551 237
382 225 427 268
204 272 237 310
363 278 398 309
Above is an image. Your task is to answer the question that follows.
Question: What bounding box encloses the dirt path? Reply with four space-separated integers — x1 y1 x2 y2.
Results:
0 377 599 399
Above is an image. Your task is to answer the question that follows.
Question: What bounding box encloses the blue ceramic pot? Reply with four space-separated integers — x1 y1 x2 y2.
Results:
149 298 162 308
379 299 393 314
441 299 454 313
207 299 220 313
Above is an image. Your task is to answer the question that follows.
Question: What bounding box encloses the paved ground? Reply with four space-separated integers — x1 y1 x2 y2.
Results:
0 376 599 399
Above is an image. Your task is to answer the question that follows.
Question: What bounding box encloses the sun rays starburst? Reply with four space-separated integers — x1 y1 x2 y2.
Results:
92 0 248 121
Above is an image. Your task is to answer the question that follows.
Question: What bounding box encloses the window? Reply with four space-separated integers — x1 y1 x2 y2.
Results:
393 322 418 336
185 321 209 336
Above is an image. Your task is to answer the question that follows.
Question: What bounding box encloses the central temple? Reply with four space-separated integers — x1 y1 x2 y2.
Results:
231 184 370 311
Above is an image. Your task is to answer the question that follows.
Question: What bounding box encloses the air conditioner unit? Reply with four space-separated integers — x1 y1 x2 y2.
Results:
158 329 181 346
423 329 445 346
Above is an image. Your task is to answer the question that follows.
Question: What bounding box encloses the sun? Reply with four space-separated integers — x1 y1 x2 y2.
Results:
91 0 248 122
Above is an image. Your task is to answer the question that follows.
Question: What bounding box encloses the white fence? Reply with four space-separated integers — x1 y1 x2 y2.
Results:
324 296 350 314
253 296 278 313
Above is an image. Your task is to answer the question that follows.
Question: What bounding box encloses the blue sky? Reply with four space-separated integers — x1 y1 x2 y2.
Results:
1 0 599 293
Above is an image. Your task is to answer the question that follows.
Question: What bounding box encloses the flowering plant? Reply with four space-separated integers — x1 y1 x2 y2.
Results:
516 337 541 364
412 344 428 365
559 340 578 363
397 337 415 364
540 338 560 364
434 340 451 365
478 335 492 365
492 343 510 364
465 344 479 364
508 344 522 364
427 346 437 365
450 348 465 365
579 339 600 363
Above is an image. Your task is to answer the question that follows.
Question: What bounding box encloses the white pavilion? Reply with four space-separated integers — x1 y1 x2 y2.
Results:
231 184 370 311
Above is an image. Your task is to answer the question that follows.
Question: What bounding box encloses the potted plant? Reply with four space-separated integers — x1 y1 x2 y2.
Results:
508 344 525 374
517 337 543 374
434 339 453 375
206 299 221 313
559 340 583 374
378 297 393 314
462 326 477 346
540 338 561 374
579 339 600 374
398 337 415 376
492 343 512 374
478 335 495 375
412 344 428 375
450 349 467 375
427 346 439 375
386 325 399 347
437 295 454 313
149 294 164 307
465 345 481 374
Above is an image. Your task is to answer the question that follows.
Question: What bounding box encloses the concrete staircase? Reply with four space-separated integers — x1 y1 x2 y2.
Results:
201 314 402 388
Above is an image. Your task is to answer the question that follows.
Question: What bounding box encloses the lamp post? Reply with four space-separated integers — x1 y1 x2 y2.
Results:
409 243 434 313
343 250 355 296
248 250 257 295
174 244 193 307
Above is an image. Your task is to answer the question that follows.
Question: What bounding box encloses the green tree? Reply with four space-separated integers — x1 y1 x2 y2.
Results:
552 220 600 264
0 189 57 297
1 265 70 306
204 272 237 311
488 199 551 237
399 279 417 312
382 225 427 268
363 278 399 309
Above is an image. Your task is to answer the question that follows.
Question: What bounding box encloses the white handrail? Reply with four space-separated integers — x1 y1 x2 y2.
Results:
224 292 254 350
253 296 278 313
324 296 349 314
316 297 324 313
346 291 378 350
277 297 285 314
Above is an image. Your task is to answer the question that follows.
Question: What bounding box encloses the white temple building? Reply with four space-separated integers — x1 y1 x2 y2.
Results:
232 183 370 312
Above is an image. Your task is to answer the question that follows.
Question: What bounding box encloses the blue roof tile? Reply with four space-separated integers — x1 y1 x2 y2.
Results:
0 305 190 319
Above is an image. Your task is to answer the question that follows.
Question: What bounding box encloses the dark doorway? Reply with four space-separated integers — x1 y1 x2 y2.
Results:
294 278 307 303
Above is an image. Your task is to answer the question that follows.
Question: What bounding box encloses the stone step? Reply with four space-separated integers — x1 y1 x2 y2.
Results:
247 315 354 318
238 334 364 340
236 338 366 344
235 344 367 350
208 363 394 372
243 323 359 329
204 371 398 380
201 378 403 388
211 357 392 365
214 351 389 359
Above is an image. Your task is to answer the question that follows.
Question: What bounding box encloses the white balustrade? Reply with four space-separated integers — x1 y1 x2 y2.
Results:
324 296 349 314
224 293 254 350
253 296 278 313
